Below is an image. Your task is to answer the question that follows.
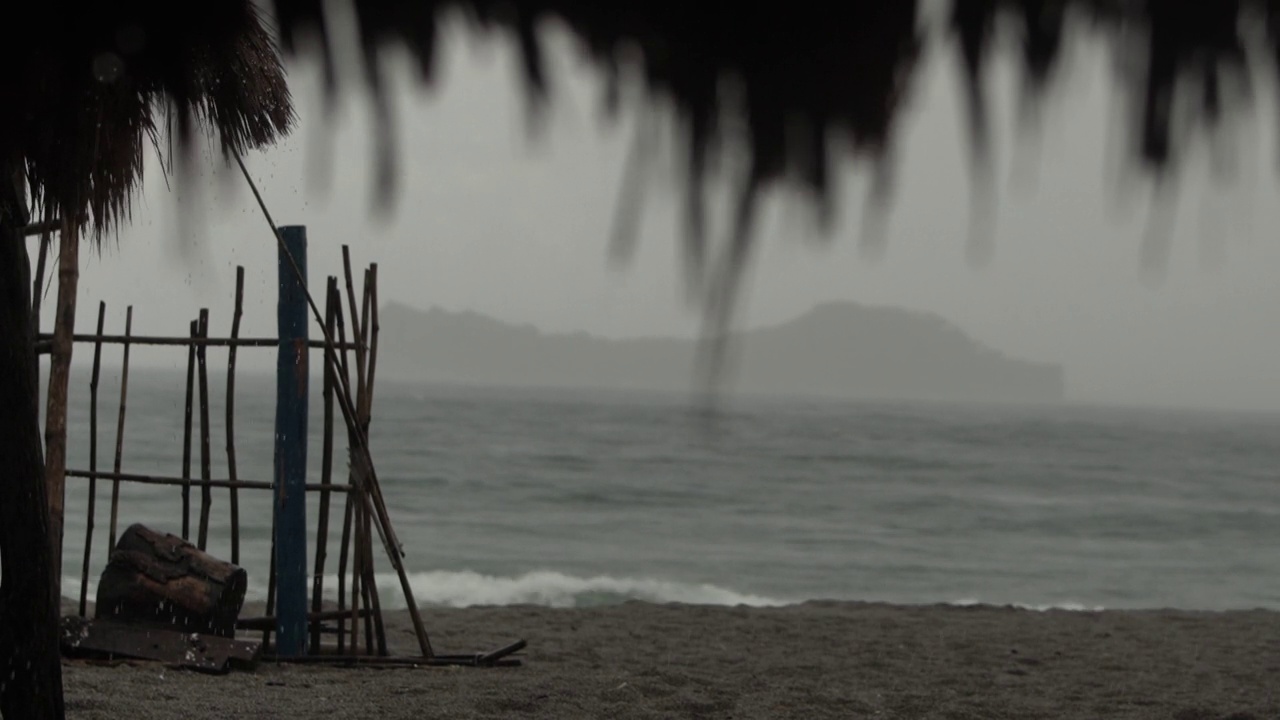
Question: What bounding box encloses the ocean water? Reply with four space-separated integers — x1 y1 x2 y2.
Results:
52 369 1280 612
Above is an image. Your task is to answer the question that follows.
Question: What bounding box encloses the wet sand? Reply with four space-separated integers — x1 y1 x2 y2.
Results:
63 601 1279 719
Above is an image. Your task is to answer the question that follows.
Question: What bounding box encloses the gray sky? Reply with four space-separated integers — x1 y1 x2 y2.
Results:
44 22 1280 412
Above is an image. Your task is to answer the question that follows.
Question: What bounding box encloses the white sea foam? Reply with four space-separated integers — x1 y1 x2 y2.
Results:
379 570 790 608
950 597 1105 612
229 570 787 609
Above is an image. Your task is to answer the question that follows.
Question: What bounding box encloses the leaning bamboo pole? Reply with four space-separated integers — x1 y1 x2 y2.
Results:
45 217 79 599
196 309 213 551
107 307 133 551
181 319 197 539
311 277 339 652
226 268 245 565
79 301 106 617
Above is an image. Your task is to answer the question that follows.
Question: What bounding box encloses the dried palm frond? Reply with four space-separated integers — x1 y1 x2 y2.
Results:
0 0 296 238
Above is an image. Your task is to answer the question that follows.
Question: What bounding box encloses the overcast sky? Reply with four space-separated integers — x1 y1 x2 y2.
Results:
42 20 1280 413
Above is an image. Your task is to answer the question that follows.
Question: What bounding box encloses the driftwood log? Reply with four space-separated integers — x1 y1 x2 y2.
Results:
95 524 247 638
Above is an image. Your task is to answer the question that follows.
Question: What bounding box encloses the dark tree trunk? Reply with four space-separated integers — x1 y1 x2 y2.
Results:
0 174 66 719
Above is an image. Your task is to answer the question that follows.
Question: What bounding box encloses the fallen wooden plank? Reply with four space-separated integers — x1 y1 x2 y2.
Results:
60 616 261 674
263 654 523 668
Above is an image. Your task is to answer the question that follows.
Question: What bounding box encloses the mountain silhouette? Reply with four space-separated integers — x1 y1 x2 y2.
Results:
377 302 1064 405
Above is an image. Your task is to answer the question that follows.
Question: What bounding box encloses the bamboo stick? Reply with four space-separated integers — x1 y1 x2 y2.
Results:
79 301 106 617
226 267 245 565
107 307 132 552
37 333 358 349
349 497 363 655
333 295 353 654
22 219 61 237
45 217 80 599
356 265 395 557
359 266 387 655
359 509 375 655
196 309 213 551
335 484 354 655
31 229 50 327
361 502 385 655
311 277 339 652
365 265 380 421
181 319 196 540
238 607 379 632
67 468 350 493
261 655 522 669
342 247 367 414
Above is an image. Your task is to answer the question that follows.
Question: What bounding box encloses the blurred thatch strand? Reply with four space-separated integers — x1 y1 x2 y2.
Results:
265 0 1280 381
271 2 1274 190
0 0 295 239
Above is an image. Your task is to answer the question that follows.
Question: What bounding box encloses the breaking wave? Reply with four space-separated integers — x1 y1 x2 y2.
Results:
287 569 789 609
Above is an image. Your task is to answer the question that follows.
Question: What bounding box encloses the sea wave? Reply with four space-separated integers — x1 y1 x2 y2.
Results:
226 569 788 609
66 576 1101 613
368 570 789 608
950 597 1105 612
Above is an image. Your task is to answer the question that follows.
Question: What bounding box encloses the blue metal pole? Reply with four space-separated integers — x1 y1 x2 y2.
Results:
274 225 309 656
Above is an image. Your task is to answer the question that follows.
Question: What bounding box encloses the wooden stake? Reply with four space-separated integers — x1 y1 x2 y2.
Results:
333 294 353 654
107 307 133 552
335 482 354 655
348 496 363 655
79 301 106 617
311 277 338 652
358 266 386 655
196 309 213 551
181 319 197 540
361 503 385 655
45 217 80 599
226 267 245 565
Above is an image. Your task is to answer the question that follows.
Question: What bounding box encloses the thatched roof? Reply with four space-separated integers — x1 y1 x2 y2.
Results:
261 0 1280 374
0 0 295 236
5 1 1270 365
267 1 1276 212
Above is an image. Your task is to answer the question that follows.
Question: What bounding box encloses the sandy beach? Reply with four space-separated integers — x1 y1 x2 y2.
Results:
60 600 1278 719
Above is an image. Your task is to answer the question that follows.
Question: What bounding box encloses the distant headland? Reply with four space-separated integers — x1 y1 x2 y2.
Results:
377 301 1065 406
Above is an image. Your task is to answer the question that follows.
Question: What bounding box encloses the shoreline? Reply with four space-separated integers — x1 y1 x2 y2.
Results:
63 600 1279 719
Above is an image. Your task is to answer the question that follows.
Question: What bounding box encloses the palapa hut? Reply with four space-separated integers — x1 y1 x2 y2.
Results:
2 2 1277 718
0 3 293 718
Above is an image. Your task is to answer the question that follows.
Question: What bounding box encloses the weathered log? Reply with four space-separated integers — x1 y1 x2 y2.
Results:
95 524 248 638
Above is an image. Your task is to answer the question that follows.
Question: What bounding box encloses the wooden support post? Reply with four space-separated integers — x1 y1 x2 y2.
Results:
45 217 79 600
80 301 106 617
107 307 133 552
226 267 244 565
196 309 213 551
274 225 309 657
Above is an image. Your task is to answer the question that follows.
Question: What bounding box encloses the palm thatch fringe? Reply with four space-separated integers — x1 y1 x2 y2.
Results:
0 0 295 241
256 0 1280 376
